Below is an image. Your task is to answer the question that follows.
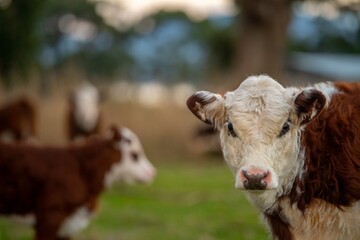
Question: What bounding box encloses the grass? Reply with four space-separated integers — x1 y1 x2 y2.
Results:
0 85 269 240
0 162 268 240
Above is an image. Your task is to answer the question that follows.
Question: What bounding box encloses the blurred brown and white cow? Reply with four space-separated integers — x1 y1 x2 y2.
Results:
0 126 156 240
67 83 101 140
187 75 360 240
0 97 36 141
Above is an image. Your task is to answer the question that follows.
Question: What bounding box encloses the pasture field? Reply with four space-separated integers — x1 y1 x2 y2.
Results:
0 162 268 240
0 86 269 240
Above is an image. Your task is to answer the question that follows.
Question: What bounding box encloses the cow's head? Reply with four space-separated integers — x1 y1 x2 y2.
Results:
104 126 156 187
71 82 100 131
187 75 326 210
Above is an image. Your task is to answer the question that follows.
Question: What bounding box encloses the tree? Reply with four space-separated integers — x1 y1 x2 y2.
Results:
0 0 46 87
233 0 292 85
233 0 360 85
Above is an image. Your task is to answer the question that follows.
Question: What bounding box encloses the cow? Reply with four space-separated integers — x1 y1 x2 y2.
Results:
0 125 156 240
0 97 36 141
186 75 360 240
67 82 101 141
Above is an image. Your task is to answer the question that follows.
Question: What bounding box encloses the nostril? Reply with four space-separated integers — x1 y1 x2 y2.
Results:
241 169 270 190
242 170 250 180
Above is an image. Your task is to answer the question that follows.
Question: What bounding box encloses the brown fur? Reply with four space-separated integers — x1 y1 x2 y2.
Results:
266 82 360 240
294 89 326 125
0 128 121 240
264 208 292 240
292 82 360 209
0 97 36 140
186 93 217 124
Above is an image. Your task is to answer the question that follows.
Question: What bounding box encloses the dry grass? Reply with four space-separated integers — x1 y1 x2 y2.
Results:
0 74 324 239
1 83 204 163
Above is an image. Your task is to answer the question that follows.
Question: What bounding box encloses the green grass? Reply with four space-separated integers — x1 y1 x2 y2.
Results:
0 162 268 240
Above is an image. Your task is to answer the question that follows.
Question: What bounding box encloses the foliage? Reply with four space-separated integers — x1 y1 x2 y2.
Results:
40 0 131 80
288 10 360 54
124 11 236 83
0 0 46 86
1 0 360 87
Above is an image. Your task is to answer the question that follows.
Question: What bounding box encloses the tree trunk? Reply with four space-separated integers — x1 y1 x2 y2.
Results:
233 0 292 86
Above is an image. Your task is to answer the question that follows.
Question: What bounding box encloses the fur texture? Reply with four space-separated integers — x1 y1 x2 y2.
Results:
187 75 360 240
0 126 156 240
67 83 101 141
0 97 36 141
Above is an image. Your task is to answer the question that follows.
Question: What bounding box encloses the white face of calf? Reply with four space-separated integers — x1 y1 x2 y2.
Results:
73 83 100 131
187 75 326 211
105 127 156 187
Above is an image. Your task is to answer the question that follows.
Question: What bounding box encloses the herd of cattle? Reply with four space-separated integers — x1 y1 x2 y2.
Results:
0 82 156 240
1 75 360 240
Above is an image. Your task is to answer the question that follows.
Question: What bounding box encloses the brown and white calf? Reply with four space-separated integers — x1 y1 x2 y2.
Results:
0 126 156 240
187 75 360 240
0 97 36 141
67 83 101 140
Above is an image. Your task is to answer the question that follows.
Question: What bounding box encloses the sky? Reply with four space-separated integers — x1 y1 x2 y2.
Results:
91 0 237 29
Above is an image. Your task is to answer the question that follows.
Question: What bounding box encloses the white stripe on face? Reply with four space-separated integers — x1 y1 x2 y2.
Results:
104 127 156 187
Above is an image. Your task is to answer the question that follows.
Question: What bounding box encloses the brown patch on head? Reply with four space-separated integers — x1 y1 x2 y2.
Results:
186 91 226 129
186 92 217 124
294 90 326 125
286 85 360 210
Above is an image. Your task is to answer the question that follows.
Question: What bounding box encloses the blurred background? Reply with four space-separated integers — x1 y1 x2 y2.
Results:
0 0 360 239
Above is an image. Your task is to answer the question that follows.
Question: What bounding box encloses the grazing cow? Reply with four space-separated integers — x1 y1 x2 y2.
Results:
0 126 156 240
0 97 36 141
187 75 360 240
67 83 101 140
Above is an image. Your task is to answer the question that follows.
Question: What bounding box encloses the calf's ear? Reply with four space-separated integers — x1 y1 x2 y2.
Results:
186 91 226 130
294 89 326 126
108 124 123 141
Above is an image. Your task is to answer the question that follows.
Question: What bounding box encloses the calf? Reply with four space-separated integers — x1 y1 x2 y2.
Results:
0 126 156 240
187 75 360 240
67 83 101 140
0 97 36 141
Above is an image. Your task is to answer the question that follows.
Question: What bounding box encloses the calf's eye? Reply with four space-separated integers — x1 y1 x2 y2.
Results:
131 152 139 162
279 121 290 138
227 122 237 137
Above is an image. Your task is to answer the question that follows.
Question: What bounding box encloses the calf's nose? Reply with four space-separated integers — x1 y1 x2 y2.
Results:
241 168 269 190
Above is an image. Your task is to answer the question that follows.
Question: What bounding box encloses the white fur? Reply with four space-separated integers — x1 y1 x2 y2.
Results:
279 199 360 240
194 91 225 128
104 127 156 187
57 206 93 237
192 75 333 213
1 127 155 239
312 82 338 107
189 75 360 239
74 83 100 131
